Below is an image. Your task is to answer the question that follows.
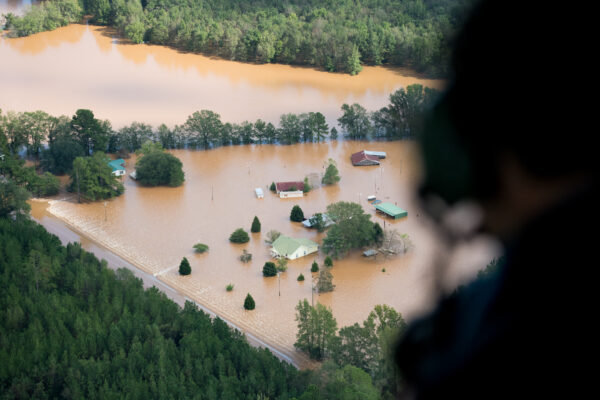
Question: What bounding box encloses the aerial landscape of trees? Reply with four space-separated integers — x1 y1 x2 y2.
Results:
0 0 494 397
0 217 309 398
4 0 476 76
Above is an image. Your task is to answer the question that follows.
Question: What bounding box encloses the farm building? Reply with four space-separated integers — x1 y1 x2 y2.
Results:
270 235 319 260
374 202 408 219
364 151 387 159
351 151 380 166
255 188 264 198
108 159 126 176
275 181 304 198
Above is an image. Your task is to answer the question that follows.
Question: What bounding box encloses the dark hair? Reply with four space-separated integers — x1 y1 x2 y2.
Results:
419 1 597 203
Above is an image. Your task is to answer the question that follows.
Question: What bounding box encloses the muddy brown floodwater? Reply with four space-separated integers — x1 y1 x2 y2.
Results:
1 23 443 128
30 141 498 368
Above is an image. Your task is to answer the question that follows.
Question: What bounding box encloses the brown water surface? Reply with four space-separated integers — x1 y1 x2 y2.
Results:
32 141 497 366
1 23 443 127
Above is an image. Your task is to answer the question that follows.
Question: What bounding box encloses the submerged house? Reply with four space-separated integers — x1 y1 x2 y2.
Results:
364 151 387 159
108 159 126 176
271 235 319 260
351 151 380 166
302 213 335 229
275 181 304 198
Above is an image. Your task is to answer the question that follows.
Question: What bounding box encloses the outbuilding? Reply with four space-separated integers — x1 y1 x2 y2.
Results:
270 235 319 260
351 151 380 166
108 159 126 176
255 188 264 198
374 202 408 219
275 181 304 198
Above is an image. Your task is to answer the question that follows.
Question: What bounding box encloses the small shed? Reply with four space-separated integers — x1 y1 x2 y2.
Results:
374 202 408 219
108 159 126 176
255 188 264 198
275 181 304 198
364 151 387 159
351 151 380 166
363 249 378 257
271 235 319 260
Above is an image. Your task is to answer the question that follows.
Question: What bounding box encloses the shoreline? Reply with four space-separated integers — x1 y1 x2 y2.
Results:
31 198 314 369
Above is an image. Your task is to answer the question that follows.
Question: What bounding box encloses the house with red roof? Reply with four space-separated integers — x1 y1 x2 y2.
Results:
275 181 304 198
351 151 380 166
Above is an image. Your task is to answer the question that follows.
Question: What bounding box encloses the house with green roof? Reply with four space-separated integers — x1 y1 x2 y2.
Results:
270 235 319 260
374 202 408 219
108 159 126 177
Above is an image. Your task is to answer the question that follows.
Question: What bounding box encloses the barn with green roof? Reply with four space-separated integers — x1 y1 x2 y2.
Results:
374 202 408 219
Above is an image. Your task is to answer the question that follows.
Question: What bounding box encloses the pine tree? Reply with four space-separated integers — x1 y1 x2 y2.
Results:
290 205 304 222
311 261 319 273
263 262 277 277
244 293 255 310
324 256 333 268
179 257 191 275
251 216 261 233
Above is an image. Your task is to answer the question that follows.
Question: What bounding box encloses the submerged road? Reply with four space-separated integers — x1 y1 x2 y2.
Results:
32 206 306 369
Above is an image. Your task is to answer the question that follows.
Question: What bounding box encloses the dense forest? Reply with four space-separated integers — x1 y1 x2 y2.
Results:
3 0 476 76
0 216 308 398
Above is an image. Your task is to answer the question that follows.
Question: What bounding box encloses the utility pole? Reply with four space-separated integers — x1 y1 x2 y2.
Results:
311 276 314 307
104 201 107 221
277 272 281 297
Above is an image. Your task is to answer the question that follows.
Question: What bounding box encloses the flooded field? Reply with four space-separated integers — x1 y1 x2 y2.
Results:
1 23 443 128
30 141 496 367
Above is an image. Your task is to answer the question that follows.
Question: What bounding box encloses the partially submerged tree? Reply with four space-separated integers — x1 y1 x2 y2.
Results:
317 267 335 293
193 243 209 253
378 230 413 259
311 261 319 273
244 293 255 310
262 262 277 277
276 258 288 272
290 205 304 222
264 230 281 244
251 216 261 233
321 158 341 185
178 257 191 275
69 152 124 202
229 228 250 243
322 201 379 258
135 151 184 187
239 249 252 263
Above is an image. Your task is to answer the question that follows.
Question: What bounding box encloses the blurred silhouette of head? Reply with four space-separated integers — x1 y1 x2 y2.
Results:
418 0 597 240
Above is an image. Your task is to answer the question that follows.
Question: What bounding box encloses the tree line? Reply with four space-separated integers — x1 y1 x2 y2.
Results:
1 85 436 200
1 83 438 159
295 301 406 399
3 0 477 76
